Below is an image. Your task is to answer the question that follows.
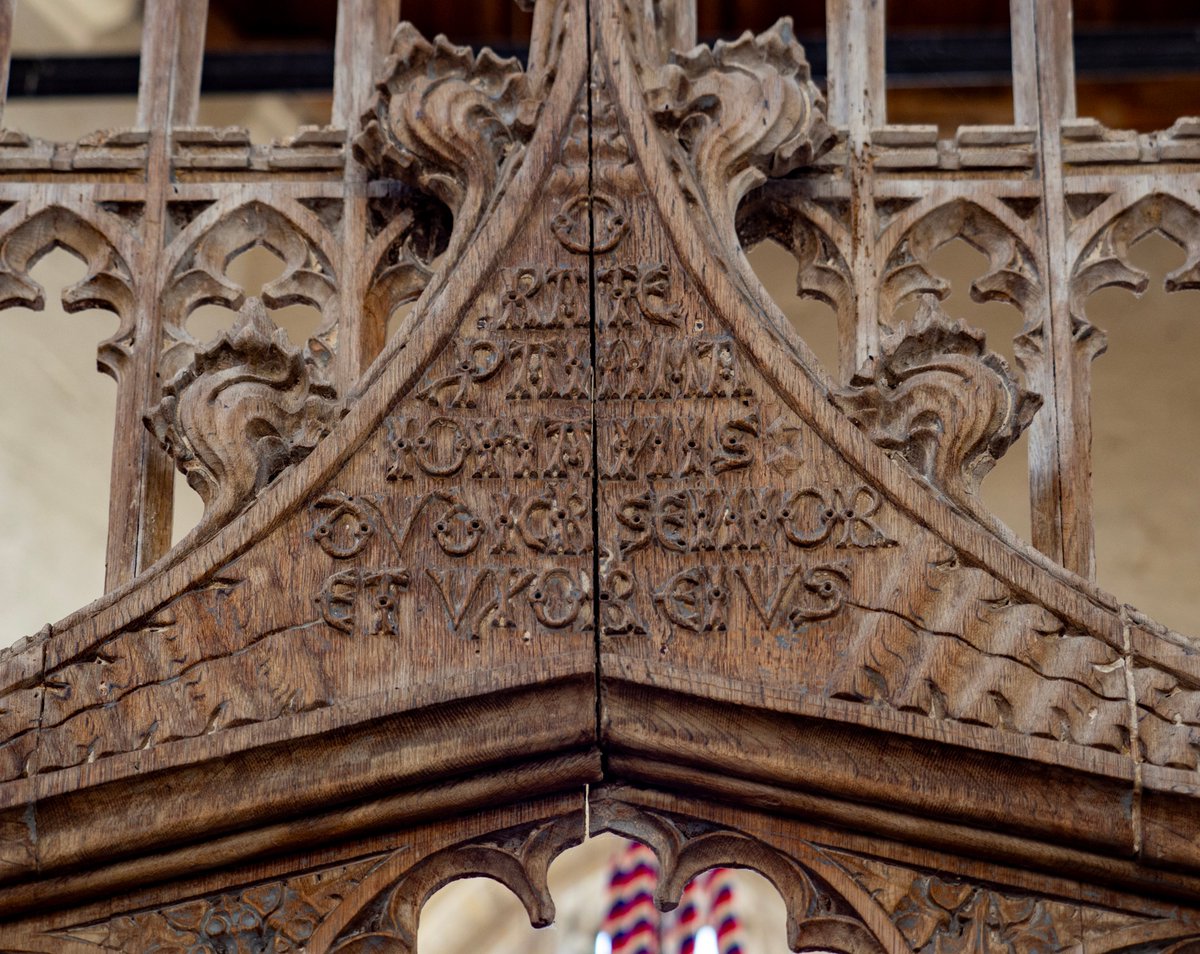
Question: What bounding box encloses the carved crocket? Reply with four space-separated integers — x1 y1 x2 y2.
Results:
145 297 337 541
833 296 1041 523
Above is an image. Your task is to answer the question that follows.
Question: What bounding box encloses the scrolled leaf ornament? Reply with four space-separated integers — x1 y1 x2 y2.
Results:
354 24 534 259
145 298 337 541
646 19 834 238
832 297 1041 523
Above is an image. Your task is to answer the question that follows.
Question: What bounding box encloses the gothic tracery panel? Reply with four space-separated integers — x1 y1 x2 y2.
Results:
0 0 1197 948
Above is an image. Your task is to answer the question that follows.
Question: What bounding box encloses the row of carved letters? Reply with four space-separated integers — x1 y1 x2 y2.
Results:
309 486 895 561
489 263 681 330
314 560 851 638
616 486 896 554
385 410 779 481
414 334 752 407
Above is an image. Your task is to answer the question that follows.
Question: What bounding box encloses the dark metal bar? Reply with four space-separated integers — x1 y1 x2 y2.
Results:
5 27 1199 99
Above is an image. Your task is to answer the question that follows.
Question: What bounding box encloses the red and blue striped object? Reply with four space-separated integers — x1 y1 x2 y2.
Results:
601 840 745 954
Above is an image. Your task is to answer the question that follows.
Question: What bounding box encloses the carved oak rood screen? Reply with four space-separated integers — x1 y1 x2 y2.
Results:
2 0 1200 950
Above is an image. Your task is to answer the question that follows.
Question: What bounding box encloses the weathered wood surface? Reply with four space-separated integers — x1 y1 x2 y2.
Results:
7 787 1200 952
0 0 1199 948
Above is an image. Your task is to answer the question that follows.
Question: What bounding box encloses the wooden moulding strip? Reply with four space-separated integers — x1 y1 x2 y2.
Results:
1138 766 1200 872
600 782 1200 919
0 753 599 923
605 757 1200 906
600 682 1163 876
0 678 598 914
601 656 1134 782
22 653 594 808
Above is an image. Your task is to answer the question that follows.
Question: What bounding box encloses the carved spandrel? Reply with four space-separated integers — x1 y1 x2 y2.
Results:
15 35 600 781
588 54 1136 767
599 459 1131 753
50 854 392 953
827 849 1200 954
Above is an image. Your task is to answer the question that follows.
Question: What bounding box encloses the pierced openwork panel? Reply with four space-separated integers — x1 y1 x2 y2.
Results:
0 0 1199 949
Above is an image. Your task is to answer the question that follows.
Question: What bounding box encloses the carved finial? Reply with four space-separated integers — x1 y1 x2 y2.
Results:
353 24 533 252
646 19 834 234
145 298 337 540
832 297 1041 521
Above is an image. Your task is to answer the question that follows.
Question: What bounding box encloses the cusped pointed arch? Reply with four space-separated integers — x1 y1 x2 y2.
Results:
158 197 342 382
736 188 854 382
0 201 138 380
877 196 1044 348
318 798 904 954
1072 190 1200 318
360 187 452 350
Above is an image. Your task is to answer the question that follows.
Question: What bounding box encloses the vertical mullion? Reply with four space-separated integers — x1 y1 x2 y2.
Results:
170 7 207 127
105 0 208 590
638 0 696 61
0 0 14 129
827 0 885 381
1016 0 1094 577
332 0 399 132
1011 0 1060 567
1010 4 1038 128
333 0 399 387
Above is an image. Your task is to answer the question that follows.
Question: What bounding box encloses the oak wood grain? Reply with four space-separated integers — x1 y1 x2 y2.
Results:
0 0 1198 947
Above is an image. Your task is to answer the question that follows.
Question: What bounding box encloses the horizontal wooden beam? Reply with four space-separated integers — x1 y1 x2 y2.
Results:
6 27 1200 100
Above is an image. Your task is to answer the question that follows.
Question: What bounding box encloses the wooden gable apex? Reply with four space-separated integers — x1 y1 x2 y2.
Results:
1 0 1199 949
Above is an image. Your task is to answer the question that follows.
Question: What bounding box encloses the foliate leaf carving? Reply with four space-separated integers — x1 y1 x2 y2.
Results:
833 297 1041 521
354 24 534 245
145 297 338 540
827 850 1192 954
646 19 834 233
53 855 387 952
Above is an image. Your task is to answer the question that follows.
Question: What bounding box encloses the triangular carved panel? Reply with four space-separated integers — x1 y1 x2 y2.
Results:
0 0 1199 938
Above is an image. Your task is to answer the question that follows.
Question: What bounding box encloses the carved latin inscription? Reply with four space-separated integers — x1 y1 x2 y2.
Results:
614 486 896 557
414 331 755 405
310 490 592 562
654 562 850 633
386 415 591 480
483 262 679 331
316 567 412 635
600 411 756 479
598 334 752 399
316 563 590 640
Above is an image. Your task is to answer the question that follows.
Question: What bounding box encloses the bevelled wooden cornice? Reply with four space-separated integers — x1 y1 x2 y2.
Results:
1 0 1199 949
